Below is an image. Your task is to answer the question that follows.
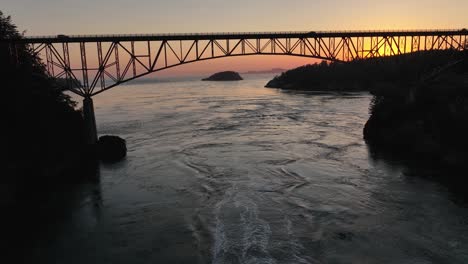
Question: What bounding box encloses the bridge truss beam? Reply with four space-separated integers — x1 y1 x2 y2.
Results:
8 31 468 97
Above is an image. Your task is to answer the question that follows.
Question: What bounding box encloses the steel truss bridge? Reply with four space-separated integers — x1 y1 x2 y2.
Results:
6 29 468 144
8 29 468 97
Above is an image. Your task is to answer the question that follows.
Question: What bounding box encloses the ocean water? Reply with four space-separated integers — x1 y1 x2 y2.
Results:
28 75 468 263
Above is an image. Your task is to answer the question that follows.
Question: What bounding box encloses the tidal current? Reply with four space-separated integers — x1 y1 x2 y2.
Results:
28 75 468 263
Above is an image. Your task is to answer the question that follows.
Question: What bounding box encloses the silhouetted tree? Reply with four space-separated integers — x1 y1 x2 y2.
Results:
1 11 87 186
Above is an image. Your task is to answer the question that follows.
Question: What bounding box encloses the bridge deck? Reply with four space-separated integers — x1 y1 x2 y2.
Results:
9 29 468 43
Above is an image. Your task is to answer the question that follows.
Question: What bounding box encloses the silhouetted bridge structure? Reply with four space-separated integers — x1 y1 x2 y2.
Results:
7 29 468 143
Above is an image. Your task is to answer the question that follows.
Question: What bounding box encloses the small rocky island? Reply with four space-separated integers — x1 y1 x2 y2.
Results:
202 71 243 81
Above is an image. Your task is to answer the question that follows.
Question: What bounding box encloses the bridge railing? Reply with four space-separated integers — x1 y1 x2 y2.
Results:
21 28 467 40
22 31 310 39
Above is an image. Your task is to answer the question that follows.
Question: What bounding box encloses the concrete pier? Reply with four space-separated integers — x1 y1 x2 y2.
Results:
83 96 98 145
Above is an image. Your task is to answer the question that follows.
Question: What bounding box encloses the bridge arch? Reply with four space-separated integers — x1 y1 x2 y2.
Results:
93 52 337 96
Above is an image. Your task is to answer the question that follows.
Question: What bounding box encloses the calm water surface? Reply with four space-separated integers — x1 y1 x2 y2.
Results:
31 75 468 263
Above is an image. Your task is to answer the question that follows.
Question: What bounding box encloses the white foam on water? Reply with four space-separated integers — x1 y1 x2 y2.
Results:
212 187 276 264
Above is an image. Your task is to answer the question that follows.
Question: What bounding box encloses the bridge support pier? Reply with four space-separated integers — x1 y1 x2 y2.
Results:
83 96 98 145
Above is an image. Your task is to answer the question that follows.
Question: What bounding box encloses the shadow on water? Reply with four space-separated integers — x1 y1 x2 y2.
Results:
2 163 103 264
279 89 369 97
366 142 468 206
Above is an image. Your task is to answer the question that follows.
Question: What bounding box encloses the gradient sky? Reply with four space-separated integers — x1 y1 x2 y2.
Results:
3 0 468 76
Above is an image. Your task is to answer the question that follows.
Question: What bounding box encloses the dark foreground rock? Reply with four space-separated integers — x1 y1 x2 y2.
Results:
202 71 243 81
362 52 468 199
364 53 468 169
97 135 127 163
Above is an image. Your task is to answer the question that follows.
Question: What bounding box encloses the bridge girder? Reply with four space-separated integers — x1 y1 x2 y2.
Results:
7 30 468 97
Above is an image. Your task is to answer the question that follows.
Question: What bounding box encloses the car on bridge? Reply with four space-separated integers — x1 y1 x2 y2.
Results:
57 34 69 38
461 28 467 32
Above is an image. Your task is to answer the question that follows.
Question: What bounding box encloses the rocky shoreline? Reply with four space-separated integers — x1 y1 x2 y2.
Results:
265 50 465 92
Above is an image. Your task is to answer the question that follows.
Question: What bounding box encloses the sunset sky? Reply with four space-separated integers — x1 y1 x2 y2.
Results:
3 0 468 76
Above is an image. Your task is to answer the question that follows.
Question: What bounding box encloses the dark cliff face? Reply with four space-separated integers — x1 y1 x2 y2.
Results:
1 11 89 189
364 53 468 171
361 51 468 198
202 71 243 81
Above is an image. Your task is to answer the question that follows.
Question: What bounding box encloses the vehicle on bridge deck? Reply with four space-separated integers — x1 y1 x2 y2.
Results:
57 34 69 38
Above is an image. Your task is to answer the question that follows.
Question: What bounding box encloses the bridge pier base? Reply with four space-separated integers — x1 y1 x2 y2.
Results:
83 96 98 145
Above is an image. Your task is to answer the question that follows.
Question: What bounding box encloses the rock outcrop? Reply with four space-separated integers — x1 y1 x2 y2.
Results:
202 71 243 81
364 54 468 169
97 135 127 163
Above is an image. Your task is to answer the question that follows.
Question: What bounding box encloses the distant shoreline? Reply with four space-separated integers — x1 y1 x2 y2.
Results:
115 72 278 85
265 50 466 92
